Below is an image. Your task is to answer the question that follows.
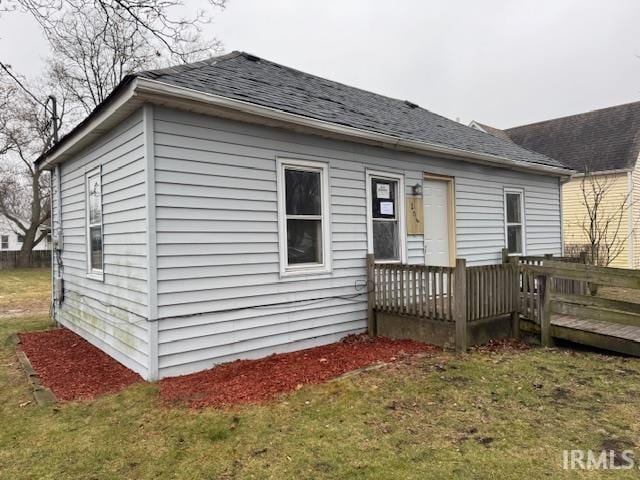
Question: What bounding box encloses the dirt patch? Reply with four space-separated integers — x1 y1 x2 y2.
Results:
160 335 439 408
18 328 142 401
0 297 50 318
471 338 531 353
552 387 572 401
476 436 494 447
601 438 635 466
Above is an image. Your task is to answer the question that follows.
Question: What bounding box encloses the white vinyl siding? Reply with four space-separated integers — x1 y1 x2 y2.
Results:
54 110 149 378
152 107 562 377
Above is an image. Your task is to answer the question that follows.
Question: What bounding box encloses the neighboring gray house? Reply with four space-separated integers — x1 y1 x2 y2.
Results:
37 52 572 380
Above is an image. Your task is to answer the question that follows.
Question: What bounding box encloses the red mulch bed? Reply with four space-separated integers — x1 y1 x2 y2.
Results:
160 335 439 408
18 329 142 401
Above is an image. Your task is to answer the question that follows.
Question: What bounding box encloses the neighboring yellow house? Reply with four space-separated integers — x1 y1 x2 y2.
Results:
471 101 640 268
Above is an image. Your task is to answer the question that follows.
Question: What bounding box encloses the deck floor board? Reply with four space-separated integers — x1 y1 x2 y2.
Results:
552 315 640 339
550 314 640 356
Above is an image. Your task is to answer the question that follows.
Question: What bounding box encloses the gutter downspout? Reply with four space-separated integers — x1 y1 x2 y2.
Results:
49 170 54 319
54 164 63 310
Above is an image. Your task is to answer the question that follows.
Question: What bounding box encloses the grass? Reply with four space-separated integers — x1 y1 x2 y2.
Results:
0 268 51 316
2 269 640 478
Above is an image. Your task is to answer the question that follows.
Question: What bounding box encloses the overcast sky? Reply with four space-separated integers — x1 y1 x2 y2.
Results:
1 0 639 128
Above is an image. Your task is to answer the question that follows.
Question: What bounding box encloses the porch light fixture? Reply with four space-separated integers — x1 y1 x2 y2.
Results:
412 182 423 196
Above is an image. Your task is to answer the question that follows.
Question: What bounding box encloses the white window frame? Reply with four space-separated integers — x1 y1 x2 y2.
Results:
0 235 8 250
503 187 526 256
366 169 407 263
85 167 104 280
276 157 332 277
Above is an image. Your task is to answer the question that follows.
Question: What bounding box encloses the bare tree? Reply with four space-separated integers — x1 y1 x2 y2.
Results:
566 169 638 267
46 5 220 115
2 0 226 61
0 0 226 253
0 71 65 254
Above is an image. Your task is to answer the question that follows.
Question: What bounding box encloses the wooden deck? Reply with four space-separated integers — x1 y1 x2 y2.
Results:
550 314 640 356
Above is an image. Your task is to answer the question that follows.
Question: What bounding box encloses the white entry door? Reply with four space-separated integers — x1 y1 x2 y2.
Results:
423 178 451 266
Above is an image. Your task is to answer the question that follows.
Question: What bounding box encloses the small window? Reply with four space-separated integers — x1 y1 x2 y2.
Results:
367 171 406 262
1 235 8 250
86 169 103 274
277 159 330 275
504 189 525 255
17 234 24 243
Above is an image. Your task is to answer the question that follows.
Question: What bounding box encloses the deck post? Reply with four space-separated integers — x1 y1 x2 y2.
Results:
366 254 376 336
454 258 467 353
540 273 553 347
509 255 520 338
501 247 509 265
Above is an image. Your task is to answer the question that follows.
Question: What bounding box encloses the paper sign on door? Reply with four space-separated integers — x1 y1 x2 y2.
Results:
380 201 394 216
376 183 390 199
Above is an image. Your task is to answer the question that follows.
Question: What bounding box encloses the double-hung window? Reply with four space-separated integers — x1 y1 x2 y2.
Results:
277 158 331 275
1 235 7 250
367 171 406 262
504 188 525 255
86 168 103 276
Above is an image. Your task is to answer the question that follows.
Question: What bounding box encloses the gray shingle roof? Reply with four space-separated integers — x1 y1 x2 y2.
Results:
137 51 566 170
473 122 514 143
503 102 640 173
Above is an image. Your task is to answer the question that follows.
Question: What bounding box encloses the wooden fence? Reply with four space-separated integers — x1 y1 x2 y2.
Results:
0 250 51 269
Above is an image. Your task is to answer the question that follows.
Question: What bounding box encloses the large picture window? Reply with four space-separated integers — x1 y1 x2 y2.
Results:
277 158 330 275
86 168 103 275
367 171 406 262
504 189 525 255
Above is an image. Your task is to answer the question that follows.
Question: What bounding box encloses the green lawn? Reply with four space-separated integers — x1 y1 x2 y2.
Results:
0 268 51 316
1 269 640 478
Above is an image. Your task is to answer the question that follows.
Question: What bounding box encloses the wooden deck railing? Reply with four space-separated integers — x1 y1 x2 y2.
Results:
368 249 640 354
371 262 455 321
519 259 640 347
466 264 518 322
367 254 519 352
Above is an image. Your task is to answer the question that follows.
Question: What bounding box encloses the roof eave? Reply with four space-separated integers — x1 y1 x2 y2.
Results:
36 77 142 170
136 78 573 176
38 77 575 177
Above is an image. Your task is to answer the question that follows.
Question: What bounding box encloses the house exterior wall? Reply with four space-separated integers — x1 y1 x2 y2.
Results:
53 110 150 377
562 173 631 268
152 107 562 378
633 161 640 268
